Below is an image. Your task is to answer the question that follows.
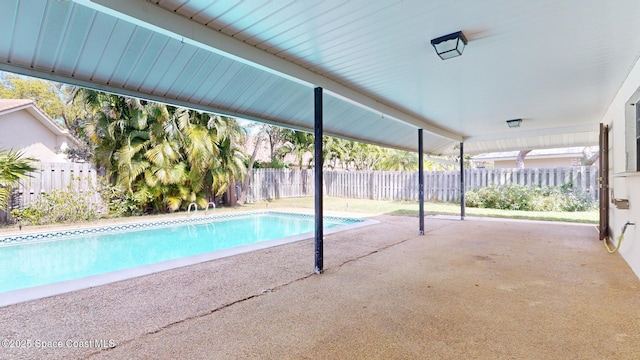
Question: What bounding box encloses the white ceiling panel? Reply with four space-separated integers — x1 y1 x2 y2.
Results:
122 34 172 91
54 5 98 76
32 2 73 70
73 17 119 79
7 1 45 64
2 0 638 156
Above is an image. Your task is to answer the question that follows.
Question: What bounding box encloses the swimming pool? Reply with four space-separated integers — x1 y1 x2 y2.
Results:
0 211 375 306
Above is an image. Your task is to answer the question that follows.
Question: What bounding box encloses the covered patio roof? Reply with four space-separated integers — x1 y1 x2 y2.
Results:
2 0 639 155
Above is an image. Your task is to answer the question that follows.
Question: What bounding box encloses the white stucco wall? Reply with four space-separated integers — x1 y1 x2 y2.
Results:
600 56 640 279
0 109 64 162
493 157 579 169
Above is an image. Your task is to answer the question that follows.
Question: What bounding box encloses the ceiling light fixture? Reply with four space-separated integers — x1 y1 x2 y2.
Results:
431 31 467 60
506 119 522 128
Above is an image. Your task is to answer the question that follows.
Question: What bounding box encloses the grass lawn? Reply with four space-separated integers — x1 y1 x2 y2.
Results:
243 196 598 224
1 196 598 233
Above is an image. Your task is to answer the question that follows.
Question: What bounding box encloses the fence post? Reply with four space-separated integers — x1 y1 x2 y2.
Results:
241 165 600 204
17 163 100 209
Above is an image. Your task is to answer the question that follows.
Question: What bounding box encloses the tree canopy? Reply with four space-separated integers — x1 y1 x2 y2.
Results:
78 89 246 212
0 72 67 120
2 71 463 215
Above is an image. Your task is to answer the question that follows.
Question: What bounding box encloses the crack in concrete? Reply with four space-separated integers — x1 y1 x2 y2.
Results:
85 272 316 358
86 220 455 358
336 221 451 268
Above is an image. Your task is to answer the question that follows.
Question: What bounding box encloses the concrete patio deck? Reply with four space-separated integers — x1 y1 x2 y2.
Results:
1 214 639 359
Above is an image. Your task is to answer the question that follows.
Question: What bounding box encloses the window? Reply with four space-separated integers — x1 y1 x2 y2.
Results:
624 91 640 172
637 101 640 171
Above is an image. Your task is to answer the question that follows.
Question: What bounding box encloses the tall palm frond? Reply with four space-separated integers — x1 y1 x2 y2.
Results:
378 150 419 171
115 139 150 191
0 149 37 210
280 130 314 168
211 134 247 196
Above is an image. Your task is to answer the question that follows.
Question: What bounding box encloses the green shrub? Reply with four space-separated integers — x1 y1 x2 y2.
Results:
10 176 149 226
253 159 290 169
11 180 102 225
94 177 147 217
465 184 595 212
543 185 595 212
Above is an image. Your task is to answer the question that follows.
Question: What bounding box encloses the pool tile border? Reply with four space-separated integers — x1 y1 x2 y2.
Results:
0 212 377 307
0 211 363 245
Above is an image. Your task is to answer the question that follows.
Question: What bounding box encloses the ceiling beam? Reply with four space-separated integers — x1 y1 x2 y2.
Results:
463 124 597 143
2 61 436 153
73 0 462 142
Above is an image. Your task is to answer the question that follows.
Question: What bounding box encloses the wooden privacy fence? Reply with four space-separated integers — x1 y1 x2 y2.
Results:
246 166 599 203
15 162 101 208
248 168 315 201
8 164 599 207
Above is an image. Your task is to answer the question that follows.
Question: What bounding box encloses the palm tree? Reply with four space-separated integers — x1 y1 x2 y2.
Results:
81 91 150 181
238 124 267 205
279 130 314 169
79 89 250 212
348 142 384 170
209 116 246 205
140 108 246 210
323 136 349 170
265 125 288 162
164 107 217 210
0 149 37 211
378 149 419 171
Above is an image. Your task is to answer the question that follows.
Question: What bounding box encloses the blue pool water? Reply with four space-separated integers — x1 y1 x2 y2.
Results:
0 212 361 294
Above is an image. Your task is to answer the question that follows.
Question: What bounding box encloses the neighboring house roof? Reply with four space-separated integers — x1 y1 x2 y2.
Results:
0 99 33 112
0 99 80 146
471 146 599 162
242 134 311 166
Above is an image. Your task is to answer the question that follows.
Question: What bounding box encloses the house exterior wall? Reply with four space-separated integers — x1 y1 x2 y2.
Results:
601 55 640 280
0 109 65 162
242 135 313 169
493 157 579 169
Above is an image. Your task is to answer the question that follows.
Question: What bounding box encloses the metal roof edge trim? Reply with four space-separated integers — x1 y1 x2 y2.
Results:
462 124 597 143
0 63 434 153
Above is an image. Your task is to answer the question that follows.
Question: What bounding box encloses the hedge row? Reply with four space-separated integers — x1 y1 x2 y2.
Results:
465 183 595 212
